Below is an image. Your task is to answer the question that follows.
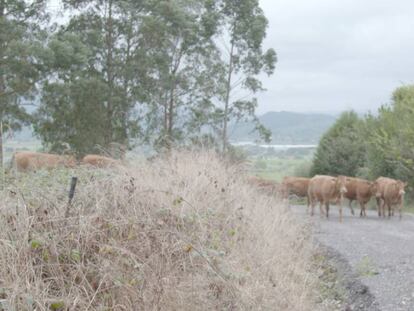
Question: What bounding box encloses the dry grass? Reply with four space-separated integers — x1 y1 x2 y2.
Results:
0 150 321 310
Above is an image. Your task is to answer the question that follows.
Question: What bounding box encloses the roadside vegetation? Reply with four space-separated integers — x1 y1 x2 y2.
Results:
0 151 325 310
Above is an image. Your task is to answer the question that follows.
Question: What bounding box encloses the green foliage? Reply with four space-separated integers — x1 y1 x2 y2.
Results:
216 0 277 152
0 0 48 166
311 111 366 176
3 0 276 157
138 0 225 150
34 1 148 155
363 85 414 184
311 84 414 201
293 160 312 178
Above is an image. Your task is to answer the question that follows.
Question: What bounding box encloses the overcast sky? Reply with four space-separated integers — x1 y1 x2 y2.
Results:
257 0 414 114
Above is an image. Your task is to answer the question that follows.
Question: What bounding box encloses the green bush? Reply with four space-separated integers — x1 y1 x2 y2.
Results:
311 111 365 176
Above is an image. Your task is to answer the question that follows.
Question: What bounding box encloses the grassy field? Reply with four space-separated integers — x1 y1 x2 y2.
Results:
248 156 312 182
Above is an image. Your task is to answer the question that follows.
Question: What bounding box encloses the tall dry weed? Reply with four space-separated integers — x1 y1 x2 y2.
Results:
0 151 319 310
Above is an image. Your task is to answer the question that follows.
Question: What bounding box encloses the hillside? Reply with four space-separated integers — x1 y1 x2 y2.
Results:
230 111 337 144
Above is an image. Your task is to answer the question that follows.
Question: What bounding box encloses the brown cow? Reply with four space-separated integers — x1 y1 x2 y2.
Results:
344 177 376 217
10 151 76 172
308 175 347 222
81 154 120 168
247 176 281 195
374 177 406 219
281 176 310 208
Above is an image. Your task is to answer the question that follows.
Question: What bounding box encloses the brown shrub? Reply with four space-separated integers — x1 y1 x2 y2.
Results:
0 151 319 310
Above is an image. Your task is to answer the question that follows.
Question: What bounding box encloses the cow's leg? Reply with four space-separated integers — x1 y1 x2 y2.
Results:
359 201 365 217
380 200 385 218
319 201 325 218
310 197 315 216
376 197 382 217
387 202 392 218
325 202 330 219
398 200 403 220
349 200 355 215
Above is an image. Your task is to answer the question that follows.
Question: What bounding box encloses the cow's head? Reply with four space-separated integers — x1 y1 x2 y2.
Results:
397 180 407 196
369 181 378 196
336 175 348 194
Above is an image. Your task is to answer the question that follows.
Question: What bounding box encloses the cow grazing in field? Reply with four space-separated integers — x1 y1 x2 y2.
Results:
81 154 120 168
343 177 376 217
374 177 406 219
247 176 281 195
308 175 348 222
10 151 76 172
281 176 310 208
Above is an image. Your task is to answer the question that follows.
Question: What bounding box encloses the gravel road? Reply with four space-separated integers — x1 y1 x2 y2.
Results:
291 205 414 311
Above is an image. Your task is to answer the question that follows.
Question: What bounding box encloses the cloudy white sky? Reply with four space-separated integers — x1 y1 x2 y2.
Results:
257 0 414 114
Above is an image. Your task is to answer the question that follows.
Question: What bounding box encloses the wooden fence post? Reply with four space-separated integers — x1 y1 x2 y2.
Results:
65 177 78 217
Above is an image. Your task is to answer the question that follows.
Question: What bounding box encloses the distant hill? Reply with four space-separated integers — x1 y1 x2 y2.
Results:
5 111 337 146
229 111 337 144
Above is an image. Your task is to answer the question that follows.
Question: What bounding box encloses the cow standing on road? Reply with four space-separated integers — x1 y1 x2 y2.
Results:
308 175 348 222
343 177 376 217
374 177 406 219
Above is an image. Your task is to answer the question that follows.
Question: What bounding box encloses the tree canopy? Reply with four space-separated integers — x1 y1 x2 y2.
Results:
311 111 366 177
25 0 276 156
0 0 49 167
311 85 414 192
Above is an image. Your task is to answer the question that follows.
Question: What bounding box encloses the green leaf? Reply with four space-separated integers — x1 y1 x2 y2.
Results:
70 249 81 263
30 240 42 250
50 301 65 310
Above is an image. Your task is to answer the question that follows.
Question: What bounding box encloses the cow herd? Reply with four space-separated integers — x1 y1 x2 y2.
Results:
7 151 120 172
249 175 407 222
6 152 408 223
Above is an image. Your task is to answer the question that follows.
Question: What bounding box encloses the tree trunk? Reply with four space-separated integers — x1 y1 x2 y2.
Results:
222 42 234 153
120 19 132 147
105 0 114 147
0 2 4 171
163 94 168 135
167 85 175 149
0 121 3 173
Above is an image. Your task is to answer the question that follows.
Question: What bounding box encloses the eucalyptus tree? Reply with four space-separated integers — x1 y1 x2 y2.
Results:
216 0 277 152
35 0 147 155
0 0 48 168
138 0 224 150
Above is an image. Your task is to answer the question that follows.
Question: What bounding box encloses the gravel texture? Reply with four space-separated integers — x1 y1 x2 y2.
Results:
292 205 414 311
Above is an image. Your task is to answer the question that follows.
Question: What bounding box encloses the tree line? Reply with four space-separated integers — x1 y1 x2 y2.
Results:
0 0 276 167
311 84 414 192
